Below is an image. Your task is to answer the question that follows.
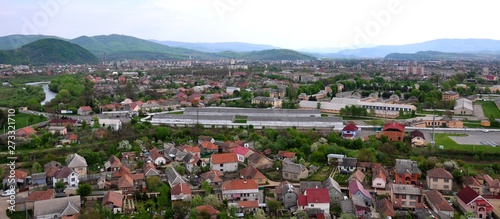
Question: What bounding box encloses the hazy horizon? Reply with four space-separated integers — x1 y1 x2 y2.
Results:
2 0 500 50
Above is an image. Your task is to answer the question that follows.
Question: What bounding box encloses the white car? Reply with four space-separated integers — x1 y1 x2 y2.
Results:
483 129 490 133
1 190 14 197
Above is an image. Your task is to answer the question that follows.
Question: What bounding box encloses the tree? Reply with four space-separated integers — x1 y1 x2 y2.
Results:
201 181 213 194
76 183 92 199
295 210 308 219
203 194 221 209
189 208 199 219
267 200 282 217
173 201 191 219
146 176 161 191
55 180 66 193
191 194 204 207
254 209 268 219
32 161 43 173
92 117 100 129
154 127 172 141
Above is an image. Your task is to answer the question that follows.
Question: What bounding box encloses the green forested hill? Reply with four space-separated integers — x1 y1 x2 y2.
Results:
0 38 99 65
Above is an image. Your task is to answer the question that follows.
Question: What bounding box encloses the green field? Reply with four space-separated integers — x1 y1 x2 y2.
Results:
364 120 385 126
308 165 332 181
434 133 500 153
0 113 48 134
477 100 500 118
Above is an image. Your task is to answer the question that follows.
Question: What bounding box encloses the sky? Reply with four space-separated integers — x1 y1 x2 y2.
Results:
1 0 499 50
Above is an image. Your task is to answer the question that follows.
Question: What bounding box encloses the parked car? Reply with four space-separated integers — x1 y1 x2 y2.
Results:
483 129 490 133
1 189 14 197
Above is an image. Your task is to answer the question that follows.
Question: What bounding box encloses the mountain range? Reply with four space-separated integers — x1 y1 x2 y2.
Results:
1 34 500 65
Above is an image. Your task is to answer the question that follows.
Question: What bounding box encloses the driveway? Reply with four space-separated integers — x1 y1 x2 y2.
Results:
473 104 486 120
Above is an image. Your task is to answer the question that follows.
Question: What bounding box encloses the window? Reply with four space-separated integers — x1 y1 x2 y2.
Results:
402 195 406 199
433 178 438 182
410 195 415 200
220 164 223 167
444 185 449 189
71 178 75 182
395 194 399 198
444 179 450 183
311 204 314 207
410 201 416 206
285 173 289 177
402 201 406 206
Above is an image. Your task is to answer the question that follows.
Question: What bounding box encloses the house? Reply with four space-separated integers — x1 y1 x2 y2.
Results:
462 176 484 195
181 145 201 158
394 159 421 185
95 119 122 131
239 165 267 185
198 136 215 144
63 133 78 144
426 168 453 191
237 200 260 215
410 130 426 147
338 157 357 174
210 153 238 173
277 150 296 160
148 147 167 166
442 91 459 101
352 195 372 218
323 177 343 205
33 196 80 219
233 146 254 162
65 153 88 177
454 98 473 115
297 188 330 213
102 191 123 214
383 122 405 142
44 161 62 187
200 170 223 188
171 183 192 202
30 172 47 188
220 141 240 153
247 153 273 170
348 169 366 183
342 123 359 139
348 180 372 206
53 166 79 187
483 174 500 196
391 184 423 210
165 166 186 187
48 126 67 135
222 179 259 203
200 141 218 154
378 198 395 218
143 162 161 177
49 118 77 127
104 155 123 172
77 106 93 116
251 96 282 108
340 199 357 217
183 153 205 173
372 166 389 189
425 190 455 217
117 173 144 195
196 205 220 219
111 166 131 180
16 126 36 138
456 186 493 219
275 181 299 209
26 189 55 210
282 162 308 181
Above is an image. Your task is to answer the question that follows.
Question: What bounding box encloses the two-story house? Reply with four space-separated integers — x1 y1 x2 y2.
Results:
483 174 500 196
171 183 192 202
383 122 405 142
65 153 87 177
222 179 259 204
372 166 389 189
275 181 298 209
410 130 426 147
426 168 453 191
53 166 79 188
297 188 330 213
323 177 343 205
104 155 123 172
247 153 273 170
349 180 372 206
456 186 493 219
239 165 267 185
391 184 423 210
210 153 238 173
33 196 80 219
342 123 359 139
394 159 421 185
282 162 308 181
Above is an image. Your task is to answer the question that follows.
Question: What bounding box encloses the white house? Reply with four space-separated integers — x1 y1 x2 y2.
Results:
210 153 238 173
95 119 123 131
148 147 167 166
222 179 259 203
53 166 79 187
372 167 389 189
297 188 330 213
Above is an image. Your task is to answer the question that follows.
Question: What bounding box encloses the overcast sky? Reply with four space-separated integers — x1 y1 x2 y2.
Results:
1 0 499 50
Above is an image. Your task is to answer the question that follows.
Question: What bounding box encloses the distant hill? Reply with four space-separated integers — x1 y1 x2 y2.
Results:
0 34 64 50
150 40 279 53
236 49 316 61
385 51 500 61
319 39 500 58
70 34 213 60
0 38 99 65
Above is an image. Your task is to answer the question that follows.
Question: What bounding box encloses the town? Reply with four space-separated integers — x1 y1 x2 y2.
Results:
1 55 500 219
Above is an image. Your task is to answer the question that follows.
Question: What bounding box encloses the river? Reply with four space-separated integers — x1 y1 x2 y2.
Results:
25 81 58 105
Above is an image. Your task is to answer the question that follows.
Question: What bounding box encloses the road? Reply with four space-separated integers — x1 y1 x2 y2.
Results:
0 190 28 218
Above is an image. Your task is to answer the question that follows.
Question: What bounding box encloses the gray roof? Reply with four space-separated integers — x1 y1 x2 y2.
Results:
66 153 88 168
247 116 342 123
395 159 421 175
165 166 186 187
184 107 321 116
340 199 356 214
339 157 357 167
299 181 322 193
351 194 367 207
323 177 342 193
282 163 306 175
392 184 422 195
33 196 81 217
454 98 473 111
31 172 47 180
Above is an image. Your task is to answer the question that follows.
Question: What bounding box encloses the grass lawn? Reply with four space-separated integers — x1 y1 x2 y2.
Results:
7 210 26 219
0 113 48 134
477 100 500 118
434 133 500 153
166 111 184 114
364 120 385 126
333 172 350 186
308 165 332 181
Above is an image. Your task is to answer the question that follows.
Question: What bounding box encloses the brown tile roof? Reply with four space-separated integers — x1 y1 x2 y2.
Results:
15 169 28 179
239 165 266 180
26 189 55 202
183 145 201 153
463 176 482 187
201 141 218 150
427 168 453 179
378 198 395 217
54 166 74 179
277 150 296 158
148 147 162 160
211 153 238 164
130 173 145 181
238 200 259 208
483 174 500 188
102 191 123 208
106 155 123 168
45 165 59 178
222 179 258 191
118 174 134 188
112 166 131 179
79 106 92 111
200 170 223 183
196 205 220 215
64 133 78 140
171 183 192 195
17 126 36 136
348 169 366 182
247 152 268 164
425 190 454 212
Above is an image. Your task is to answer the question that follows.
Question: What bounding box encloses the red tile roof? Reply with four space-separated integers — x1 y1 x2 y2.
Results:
343 123 359 132
102 191 123 208
238 200 259 208
278 150 296 158
148 147 162 161
383 122 405 132
305 188 330 204
196 205 220 215
211 153 238 164
239 165 266 180
79 106 92 111
201 141 218 150
297 195 308 206
171 183 192 196
378 198 395 217
233 146 251 156
16 126 36 136
457 186 479 204
222 179 258 191
425 190 454 212
26 189 55 202
118 174 134 188
15 170 28 179
427 168 453 179
183 145 201 154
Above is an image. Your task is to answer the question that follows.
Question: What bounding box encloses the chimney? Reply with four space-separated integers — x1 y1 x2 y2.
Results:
243 180 247 184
